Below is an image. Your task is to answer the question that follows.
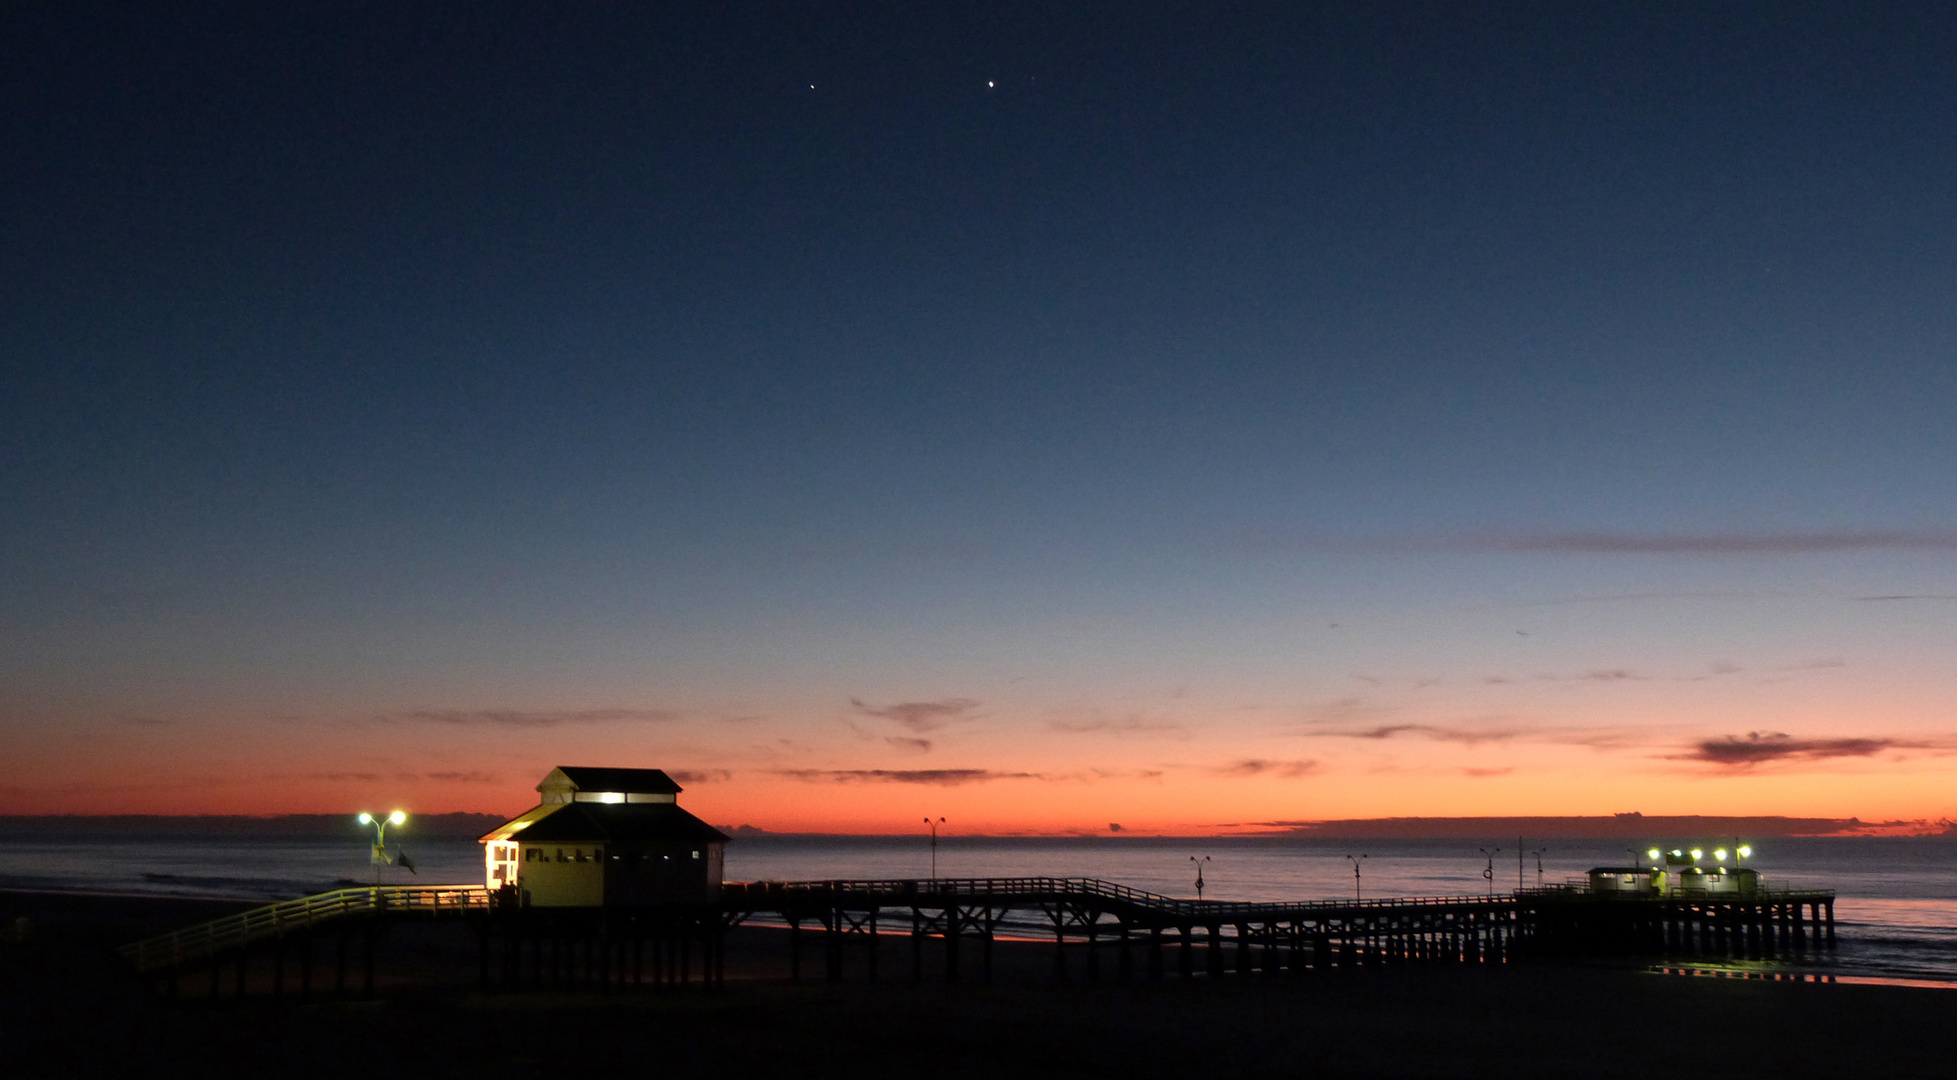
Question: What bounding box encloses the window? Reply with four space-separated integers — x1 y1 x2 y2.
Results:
692 850 700 859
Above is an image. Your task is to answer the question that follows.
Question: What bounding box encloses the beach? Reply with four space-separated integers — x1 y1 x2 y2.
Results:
7 888 1956 1079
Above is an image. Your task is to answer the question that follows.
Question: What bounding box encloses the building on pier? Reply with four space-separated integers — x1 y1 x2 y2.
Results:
1586 867 1667 895
1587 844 1762 897
480 767 730 907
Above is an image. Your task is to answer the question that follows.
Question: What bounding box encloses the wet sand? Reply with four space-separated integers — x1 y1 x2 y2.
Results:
5 888 1954 1079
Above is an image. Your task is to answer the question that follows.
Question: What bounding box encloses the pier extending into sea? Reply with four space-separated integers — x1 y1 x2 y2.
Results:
117 876 1837 1000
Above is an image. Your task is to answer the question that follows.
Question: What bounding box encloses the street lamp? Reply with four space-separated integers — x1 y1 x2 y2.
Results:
1191 855 1211 901
1346 854 1367 901
1478 847 1501 898
925 817 945 882
357 810 409 885
1531 846 1549 889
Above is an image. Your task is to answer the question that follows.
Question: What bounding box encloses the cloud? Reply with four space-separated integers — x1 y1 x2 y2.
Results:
1459 767 1513 778
1301 723 1527 745
1453 532 1957 556
1579 669 1641 682
1213 759 1319 779
1675 731 1916 767
422 771 500 783
391 708 682 728
775 768 1034 786
1047 714 1186 737
668 769 734 784
1089 768 1166 782
1478 662 1824 687
849 697 981 733
293 769 502 783
885 737 933 754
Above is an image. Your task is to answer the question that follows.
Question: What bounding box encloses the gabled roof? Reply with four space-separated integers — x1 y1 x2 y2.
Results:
480 803 563 843
495 802 730 846
540 766 683 795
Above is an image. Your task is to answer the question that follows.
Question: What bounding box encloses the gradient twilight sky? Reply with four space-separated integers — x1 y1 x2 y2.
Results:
5 3 1956 831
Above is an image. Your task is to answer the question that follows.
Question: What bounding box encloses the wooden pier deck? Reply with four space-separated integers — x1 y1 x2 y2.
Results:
116 877 1838 998
726 877 1522 983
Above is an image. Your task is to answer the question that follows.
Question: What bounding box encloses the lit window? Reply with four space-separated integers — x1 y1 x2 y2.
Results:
692 850 701 859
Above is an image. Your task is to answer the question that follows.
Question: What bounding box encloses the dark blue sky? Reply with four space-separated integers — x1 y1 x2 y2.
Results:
5 3 1956 820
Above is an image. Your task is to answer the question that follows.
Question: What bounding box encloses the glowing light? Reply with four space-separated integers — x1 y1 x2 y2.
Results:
987 80 995 88
1689 848 1703 861
1738 845 1753 859
389 810 407 825
1647 848 1662 861
357 812 372 825
1714 848 1728 861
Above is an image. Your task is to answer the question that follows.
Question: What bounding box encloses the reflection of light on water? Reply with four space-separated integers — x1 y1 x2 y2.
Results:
1653 965 1957 991
1830 975 1957 990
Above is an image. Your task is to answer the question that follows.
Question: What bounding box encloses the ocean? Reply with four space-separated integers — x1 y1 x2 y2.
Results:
4 831 1952 986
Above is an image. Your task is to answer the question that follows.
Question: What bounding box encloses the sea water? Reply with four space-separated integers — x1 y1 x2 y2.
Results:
3 832 1952 985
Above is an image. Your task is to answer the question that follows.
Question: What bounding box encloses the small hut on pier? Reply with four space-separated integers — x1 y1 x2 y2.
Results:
1586 864 1759 897
481 767 730 907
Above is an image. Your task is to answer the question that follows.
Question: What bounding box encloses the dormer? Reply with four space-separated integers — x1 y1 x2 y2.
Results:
536 766 684 806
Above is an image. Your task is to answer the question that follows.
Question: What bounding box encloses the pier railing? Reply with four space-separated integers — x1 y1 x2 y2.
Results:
725 877 1506 920
119 884 489 973
1516 885 1837 903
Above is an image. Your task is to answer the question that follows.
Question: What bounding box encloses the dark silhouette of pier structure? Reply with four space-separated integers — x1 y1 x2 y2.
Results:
118 877 1837 999
734 878 1520 984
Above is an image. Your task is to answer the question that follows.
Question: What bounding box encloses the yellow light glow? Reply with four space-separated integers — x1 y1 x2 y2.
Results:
1647 848 1661 861
389 810 407 825
1689 848 1703 861
357 812 372 825
1714 848 1727 861
1738 845 1752 858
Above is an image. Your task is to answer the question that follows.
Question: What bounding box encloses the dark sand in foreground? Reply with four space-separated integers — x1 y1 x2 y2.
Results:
4 889 1952 1079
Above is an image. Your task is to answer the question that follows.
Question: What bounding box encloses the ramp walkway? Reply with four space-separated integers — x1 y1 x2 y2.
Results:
119 884 489 974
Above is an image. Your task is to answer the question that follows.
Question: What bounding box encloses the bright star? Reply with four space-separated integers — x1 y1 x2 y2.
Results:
987 81 995 88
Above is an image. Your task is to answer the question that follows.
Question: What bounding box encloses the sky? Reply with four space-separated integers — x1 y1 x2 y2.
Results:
4 2 1956 832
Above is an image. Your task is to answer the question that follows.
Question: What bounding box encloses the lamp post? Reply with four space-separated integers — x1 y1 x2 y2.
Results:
1478 847 1501 898
1191 855 1211 900
1346 854 1367 901
1531 846 1549 889
925 817 945 882
357 810 407 886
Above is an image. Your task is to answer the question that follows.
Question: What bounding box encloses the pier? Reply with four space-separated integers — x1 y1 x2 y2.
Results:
729 877 1520 984
116 877 1837 999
